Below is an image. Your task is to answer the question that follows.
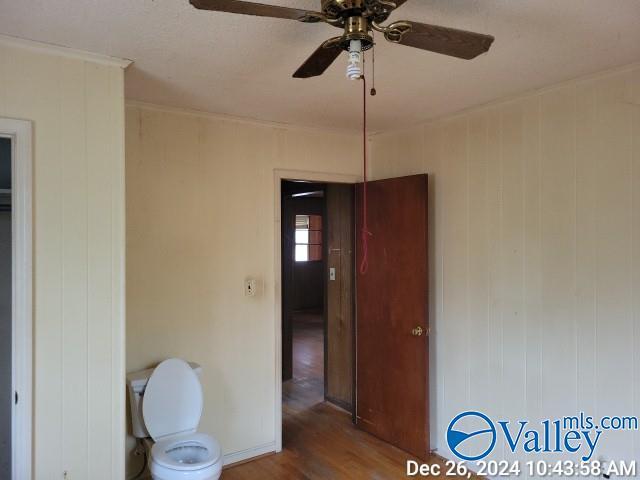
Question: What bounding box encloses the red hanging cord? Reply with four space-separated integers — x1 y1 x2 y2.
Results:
359 74 371 274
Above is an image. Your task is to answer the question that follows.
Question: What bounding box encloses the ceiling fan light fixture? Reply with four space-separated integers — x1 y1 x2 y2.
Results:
346 39 363 80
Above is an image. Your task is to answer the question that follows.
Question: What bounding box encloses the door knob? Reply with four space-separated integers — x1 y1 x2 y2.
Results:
411 326 424 336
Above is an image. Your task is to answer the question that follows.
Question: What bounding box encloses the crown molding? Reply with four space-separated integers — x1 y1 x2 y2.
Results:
370 60 640 137
126 100 363 137
0 34 132 69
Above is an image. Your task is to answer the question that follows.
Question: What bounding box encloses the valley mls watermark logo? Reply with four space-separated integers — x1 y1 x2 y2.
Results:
447 410 639 462
447 411 497 461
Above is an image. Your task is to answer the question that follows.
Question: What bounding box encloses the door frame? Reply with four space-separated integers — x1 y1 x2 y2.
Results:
0 118 33 480
273 169 360 453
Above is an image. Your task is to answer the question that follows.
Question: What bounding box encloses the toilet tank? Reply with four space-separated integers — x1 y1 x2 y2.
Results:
127 361 202 439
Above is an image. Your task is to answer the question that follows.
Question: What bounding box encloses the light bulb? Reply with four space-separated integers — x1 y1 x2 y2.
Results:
346 39 363 80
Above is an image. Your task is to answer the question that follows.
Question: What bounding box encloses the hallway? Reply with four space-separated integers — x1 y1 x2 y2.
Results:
284 312 324 412
222 313 430 479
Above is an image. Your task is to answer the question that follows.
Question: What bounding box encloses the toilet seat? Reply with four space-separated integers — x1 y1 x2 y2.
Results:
151 432 221 471
143 359 223 480
143 358 203 441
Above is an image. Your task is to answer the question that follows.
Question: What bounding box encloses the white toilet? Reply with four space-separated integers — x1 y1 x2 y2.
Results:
127 358 223 480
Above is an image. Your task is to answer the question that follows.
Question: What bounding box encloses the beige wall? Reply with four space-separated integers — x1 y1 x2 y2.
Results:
125 103 360 473
0 41 127 478
371 64 640 465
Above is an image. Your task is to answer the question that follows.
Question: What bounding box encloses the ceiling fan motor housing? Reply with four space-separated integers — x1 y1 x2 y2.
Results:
321 0 361 17
343 16 373 51
321 1 401 51
321 0 395 24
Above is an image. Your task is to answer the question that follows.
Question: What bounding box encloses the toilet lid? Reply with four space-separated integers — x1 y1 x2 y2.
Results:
143 358 203 441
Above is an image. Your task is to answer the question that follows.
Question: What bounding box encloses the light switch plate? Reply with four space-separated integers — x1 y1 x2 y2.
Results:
329 267 336 281
245 278 257 297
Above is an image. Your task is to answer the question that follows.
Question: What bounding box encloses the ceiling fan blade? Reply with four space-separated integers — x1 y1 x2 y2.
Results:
392 21 494 60
293 38 343 78
189 0 322 22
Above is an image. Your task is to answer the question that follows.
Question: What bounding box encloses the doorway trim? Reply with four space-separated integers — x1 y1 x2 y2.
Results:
273 168 361 452
0 118 33 480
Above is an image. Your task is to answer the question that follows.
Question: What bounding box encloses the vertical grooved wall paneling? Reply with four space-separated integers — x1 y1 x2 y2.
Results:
0 42 126 479
370 64 640 467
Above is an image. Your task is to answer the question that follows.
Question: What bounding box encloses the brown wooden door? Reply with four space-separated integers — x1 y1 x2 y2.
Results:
355 174 429 460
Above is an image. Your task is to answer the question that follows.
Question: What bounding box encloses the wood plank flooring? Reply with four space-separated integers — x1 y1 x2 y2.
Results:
222 313 457 479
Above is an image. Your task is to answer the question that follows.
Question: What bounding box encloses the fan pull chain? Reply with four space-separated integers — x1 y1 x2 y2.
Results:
370 35 377 96
359 73 372 275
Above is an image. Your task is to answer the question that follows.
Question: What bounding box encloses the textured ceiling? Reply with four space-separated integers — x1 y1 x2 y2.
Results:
1 0 640 132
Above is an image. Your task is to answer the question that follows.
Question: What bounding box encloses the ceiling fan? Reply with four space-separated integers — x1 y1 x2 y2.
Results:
189 0 495 80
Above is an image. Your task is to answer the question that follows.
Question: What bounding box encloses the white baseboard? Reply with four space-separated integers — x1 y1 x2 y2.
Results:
223 441 277 467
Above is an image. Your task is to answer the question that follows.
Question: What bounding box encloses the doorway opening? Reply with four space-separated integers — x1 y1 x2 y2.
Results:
0 136 11 479
281 180 326 410
0 118 33 480
280 179 355 419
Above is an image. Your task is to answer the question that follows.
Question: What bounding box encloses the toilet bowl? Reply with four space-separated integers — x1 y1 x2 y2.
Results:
133 358 223 480
149 433 222 480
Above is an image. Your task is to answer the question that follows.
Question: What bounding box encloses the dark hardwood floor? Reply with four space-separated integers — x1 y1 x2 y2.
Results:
283 312 324 412
222 312 458 480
